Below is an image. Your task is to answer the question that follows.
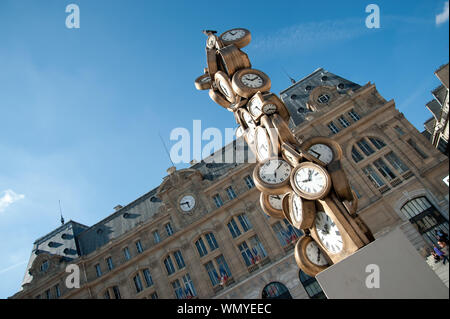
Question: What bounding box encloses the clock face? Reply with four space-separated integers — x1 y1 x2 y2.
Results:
262 103 277 115
315 211 343 254
259 159 291 185
248 98 263 118
241 110 256 129
207 35 216 48
219 81 232 98
291 193 303 224
221 29 246 41
293 165 328 198
241 73 264 88
255 127 271 161
305 240 328 266
179 195 196 212
307 144 334 165
268 194 283 210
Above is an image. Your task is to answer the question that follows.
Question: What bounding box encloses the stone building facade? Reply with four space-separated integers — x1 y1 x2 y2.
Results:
11 68 449 299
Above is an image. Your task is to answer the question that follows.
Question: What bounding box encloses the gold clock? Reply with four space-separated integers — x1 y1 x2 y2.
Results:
206 48 218 78
232 68 271 98
301 136 343 165
253 157 292 195
219 28 251 48
214 71 238 103
271 113 297 145
291 162 332 200
259 192 284 219
217 45 251 76
289 192 316 230
194 73 212 91
294 235 330 277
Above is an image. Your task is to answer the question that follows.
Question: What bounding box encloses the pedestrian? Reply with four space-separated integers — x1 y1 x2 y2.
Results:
435 230 449 244
433 244 448 265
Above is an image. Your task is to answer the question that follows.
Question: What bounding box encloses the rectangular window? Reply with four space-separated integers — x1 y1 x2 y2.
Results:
112 286 121 299
351 186 362 199
174 250 185 269
136 240 144 254
205 233 219 251
237 214 252 232
407 139 429 159
216 255 232 280
106 257 114 271
123 247 131 261
338 115 350 128
362 165 386 188
45 289 51 299
164 256 176 275
227 218 242 238
351 147 364 163
213 194 223 208
195 238 208 257
182 274 196 298
348 109 361 122
225 186 237 200
244 175 255 189
143 269 153 287
205 261 220 286
153 230 161 244
238 242 253 267
283 219 303 239
172 280 183 299
134 274 144 293
327 121 340 134
368 137 386 150
165 223 174 236
104 290 111 299
385 152 409 174
357 139 375 156
373 158 396 181
249 235 267 260
95 264 102 277
272 222 291 247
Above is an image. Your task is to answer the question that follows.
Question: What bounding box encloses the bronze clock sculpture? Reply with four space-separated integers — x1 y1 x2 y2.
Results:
195 28 374 277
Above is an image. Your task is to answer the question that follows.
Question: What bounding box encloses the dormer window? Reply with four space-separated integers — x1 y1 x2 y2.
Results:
317 94 330 104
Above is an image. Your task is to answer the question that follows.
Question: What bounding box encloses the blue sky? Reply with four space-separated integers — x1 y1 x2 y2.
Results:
0 0 448 298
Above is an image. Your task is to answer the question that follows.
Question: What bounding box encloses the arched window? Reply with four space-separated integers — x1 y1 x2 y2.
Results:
262 282 292 299
299 270 326 299
132 268 154 294
400 197 448 247
103 286 121 299
164 251 185 275
227 213 252 238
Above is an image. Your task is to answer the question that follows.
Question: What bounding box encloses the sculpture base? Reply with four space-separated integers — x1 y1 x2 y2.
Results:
315 227 449 299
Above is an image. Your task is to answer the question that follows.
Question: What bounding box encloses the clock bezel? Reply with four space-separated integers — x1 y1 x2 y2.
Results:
219 28 251 48
259 192 284 219
290 162 332 200
232 68 271 98
301 136 343 164
252 157 293 195
294 235 330 277
178 194 197 214
194 73 212 91
214 71 238 103
289 192 316 230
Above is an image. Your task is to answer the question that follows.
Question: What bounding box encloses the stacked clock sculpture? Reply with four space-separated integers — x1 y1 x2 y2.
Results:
195 28 375 277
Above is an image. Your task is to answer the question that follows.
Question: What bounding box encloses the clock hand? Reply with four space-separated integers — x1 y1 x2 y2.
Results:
317 248 321 262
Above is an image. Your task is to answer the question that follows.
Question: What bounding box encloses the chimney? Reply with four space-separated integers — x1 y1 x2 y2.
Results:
114 205 123 211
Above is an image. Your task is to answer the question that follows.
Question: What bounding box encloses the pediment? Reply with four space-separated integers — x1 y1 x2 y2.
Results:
157 168 203 196
28 252 66 280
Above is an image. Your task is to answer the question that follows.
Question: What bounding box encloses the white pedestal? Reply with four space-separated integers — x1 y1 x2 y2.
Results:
315 228 449 299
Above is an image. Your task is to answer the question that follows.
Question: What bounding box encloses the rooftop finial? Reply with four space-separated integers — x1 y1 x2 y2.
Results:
282 67 296 84
59 200 65 225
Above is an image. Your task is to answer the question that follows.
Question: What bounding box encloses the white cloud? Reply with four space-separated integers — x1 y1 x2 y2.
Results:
436 1 449 25
0 189 25 213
